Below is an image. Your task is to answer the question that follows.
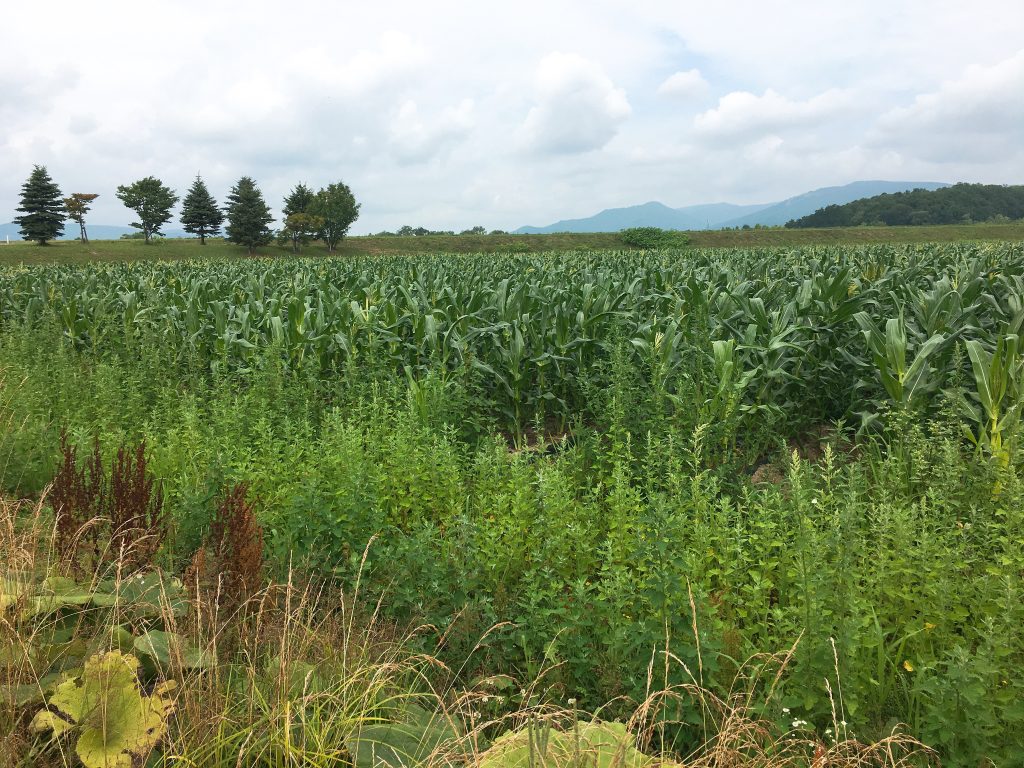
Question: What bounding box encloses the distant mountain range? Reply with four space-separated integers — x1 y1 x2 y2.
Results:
0 223 190 241
516 201 772 234
515 181 951 233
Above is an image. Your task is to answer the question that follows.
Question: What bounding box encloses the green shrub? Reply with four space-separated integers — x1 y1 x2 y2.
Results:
619 227 688 249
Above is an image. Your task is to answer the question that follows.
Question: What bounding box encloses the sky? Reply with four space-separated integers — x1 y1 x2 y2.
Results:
2 0 1023 234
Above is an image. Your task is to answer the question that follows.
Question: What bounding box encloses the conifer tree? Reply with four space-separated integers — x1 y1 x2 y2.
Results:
283 183 315 218
280 183 319 253
224 177 273 254
180 175 223 244
15 165 66 244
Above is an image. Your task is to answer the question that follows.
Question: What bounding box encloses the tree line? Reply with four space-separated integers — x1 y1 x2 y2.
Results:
786 183 1024 228
371 225 510 236
11 166 359 253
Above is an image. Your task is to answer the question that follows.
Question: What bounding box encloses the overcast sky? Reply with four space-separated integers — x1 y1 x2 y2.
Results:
2 1 1022 234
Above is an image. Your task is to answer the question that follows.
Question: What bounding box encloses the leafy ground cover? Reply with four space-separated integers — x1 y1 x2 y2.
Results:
1 243 1023 765
0 495 936 768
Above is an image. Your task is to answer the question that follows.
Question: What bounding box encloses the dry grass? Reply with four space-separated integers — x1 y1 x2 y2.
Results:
0 493 936 768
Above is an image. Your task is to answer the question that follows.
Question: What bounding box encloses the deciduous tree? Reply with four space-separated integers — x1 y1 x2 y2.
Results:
224 177 273 254
64 193 99 243
180 175 223 244
15 165 66 244
280 213 324 253
309 182 360 252
116 177 179 243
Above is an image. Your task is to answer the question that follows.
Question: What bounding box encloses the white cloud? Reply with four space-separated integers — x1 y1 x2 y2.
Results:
693 88 856 140
652 2 1024 94
521 52 631 154
67 115 99 136
657 69 709 100
286 32 428 96
0 1 1022 233
388 99 475 164
871 50 1024 163
744 135 785 162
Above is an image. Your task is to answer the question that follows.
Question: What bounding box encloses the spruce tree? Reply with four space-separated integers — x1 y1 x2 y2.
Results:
224 177 274 254
283 183 315 218
15 165 66 244
180 175 224 244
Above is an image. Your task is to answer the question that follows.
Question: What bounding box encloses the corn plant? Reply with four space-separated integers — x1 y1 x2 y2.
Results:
855 311 949 410
2 244 1023 436
961 334 1024 469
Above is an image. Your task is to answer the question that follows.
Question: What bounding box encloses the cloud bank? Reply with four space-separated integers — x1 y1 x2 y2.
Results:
1 1 1022 232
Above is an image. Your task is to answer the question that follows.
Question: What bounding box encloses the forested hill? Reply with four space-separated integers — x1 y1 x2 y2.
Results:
786 183 1024 228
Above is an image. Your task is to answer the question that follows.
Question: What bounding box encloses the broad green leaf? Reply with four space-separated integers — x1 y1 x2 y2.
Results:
134 630 214 670
479 720 651 768
31 651 175 768
346 705 464 768
95 572 188 618
1 671 63 707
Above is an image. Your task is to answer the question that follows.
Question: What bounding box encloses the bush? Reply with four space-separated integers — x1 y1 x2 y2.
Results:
619 227 688 249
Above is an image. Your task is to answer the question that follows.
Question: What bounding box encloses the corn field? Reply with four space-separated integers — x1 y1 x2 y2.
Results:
2 243 1024 437
2 243 1024 767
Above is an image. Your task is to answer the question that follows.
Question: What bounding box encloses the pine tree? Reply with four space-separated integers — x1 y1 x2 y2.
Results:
115 177 179 243
15 165 66 244
224 177 274 254
180 175 224 244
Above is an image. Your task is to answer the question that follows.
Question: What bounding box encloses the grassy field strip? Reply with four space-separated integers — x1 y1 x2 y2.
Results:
1 221 1023 264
